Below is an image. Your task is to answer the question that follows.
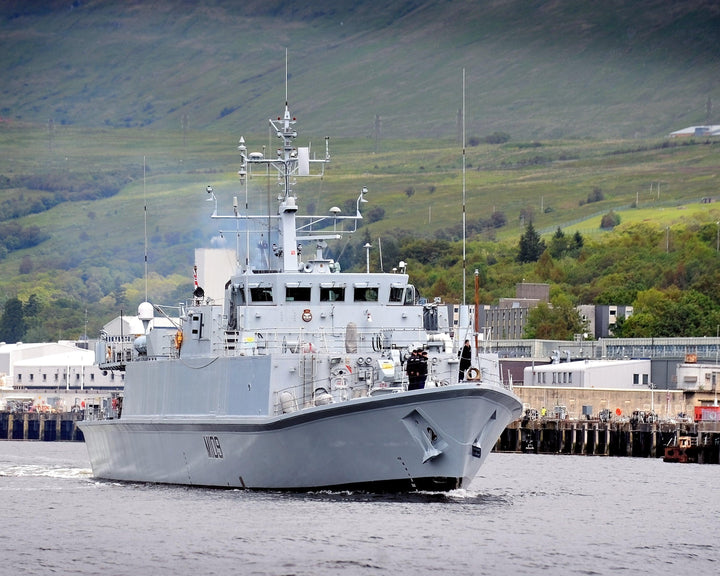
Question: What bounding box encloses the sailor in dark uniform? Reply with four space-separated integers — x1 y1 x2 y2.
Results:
417 350 429 389
406 349 420 390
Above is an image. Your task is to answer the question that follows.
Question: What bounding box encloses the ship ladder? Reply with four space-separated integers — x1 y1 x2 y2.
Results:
316 329 329 353
224 330 240 352
302 353 316 403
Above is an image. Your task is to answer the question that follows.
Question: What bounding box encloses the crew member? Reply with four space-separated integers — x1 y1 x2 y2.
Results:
459 339 472 380
416 349 429 389
406 349 420 390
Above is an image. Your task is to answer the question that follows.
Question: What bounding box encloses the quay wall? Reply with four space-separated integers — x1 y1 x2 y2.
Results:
512 386 689 420
0 411 85 441
2 408 719 465
495 419 720 463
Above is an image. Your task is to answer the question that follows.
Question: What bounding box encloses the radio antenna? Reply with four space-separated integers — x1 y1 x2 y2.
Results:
143 155 148 301
462 68 466 307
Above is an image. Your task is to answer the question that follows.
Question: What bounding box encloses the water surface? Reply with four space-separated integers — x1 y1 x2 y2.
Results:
1 442 717 575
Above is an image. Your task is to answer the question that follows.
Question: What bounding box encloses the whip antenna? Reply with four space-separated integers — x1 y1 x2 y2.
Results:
143 155 148 301
462 68 466 307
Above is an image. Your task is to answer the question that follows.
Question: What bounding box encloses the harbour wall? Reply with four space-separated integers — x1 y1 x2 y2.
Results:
2 410 719 465
496 419 720 463
512 385 690 421
0 411 85 442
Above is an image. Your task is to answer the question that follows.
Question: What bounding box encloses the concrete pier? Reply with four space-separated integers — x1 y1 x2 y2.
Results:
0 411 85 441
3 409 719 465
496 418 720 462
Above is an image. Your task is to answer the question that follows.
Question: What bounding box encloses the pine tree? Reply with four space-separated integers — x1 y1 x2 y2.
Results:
572 230 584 250
517 221 546 263
0 297 26 343
548 227 567 258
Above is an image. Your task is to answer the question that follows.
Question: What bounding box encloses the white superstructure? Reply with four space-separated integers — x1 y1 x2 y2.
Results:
80 89 521 491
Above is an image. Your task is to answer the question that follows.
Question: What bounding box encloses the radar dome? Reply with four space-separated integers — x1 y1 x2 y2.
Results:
138 301 154 322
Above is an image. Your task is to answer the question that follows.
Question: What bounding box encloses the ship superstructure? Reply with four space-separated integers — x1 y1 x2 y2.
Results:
80 93 522 491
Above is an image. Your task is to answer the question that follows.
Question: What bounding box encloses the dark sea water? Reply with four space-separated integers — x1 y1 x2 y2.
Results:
1 441 717 576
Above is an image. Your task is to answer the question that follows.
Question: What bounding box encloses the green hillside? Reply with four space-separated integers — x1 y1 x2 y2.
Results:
1 0 720 340
2 0 719 139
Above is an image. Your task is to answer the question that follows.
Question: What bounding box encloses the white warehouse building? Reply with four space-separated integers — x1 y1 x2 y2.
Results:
524 359 652 389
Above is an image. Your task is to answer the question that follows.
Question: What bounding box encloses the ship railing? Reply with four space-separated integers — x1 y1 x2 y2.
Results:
272 379 391 416
97 340 135 370
99 332 181 367
270 368 493 417
213 327 450 357
269 356 475 417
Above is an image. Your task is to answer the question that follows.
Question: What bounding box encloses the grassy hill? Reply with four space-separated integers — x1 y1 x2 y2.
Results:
1 0 719 139
1 0 720 338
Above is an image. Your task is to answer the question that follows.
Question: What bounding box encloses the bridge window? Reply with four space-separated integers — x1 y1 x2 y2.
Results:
286 286 311 302
354 287 379 302
389 286 404 303
320 287 345 302
250 287 274 302
404 285 416 305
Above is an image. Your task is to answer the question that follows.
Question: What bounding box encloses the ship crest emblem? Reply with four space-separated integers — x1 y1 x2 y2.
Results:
302 309 312 322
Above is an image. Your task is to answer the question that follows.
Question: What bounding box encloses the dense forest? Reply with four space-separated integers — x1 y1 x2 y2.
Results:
3 214 720 343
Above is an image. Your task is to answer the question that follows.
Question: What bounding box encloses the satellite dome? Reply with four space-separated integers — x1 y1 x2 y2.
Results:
138 301 154 322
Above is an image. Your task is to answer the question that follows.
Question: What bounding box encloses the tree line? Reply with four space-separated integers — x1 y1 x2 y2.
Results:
3 218 720 343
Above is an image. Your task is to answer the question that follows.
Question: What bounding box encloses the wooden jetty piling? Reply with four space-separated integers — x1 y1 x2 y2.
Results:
497 418 720 462
0 411 85 441
2 409 718 464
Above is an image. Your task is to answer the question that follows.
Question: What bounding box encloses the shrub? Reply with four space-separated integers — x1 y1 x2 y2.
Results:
600 210 621 229
484 131 511 144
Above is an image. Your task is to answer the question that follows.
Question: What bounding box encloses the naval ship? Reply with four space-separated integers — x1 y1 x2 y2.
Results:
79 93 522 492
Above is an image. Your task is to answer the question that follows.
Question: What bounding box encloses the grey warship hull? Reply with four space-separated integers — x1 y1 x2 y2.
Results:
80 79 522 492
81 384 519 491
